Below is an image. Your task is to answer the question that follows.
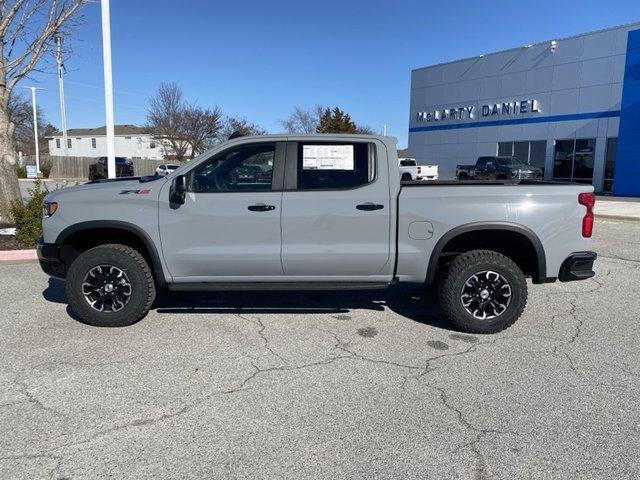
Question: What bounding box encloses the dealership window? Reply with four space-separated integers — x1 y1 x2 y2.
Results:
553 138 596 184
67 138 72 149
497 140 547 173
529 141 546 171
603 138 617 193
190 143 274 192
91 138 96 149
296 143 375 190
55 138 60 149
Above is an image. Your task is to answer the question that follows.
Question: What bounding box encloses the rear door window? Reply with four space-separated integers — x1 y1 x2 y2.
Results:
294 142 375 190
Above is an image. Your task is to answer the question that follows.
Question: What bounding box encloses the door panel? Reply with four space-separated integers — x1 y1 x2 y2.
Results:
159 142 284 280
281 141 392 278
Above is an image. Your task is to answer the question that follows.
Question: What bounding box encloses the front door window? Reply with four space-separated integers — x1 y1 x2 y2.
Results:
190 143 275 192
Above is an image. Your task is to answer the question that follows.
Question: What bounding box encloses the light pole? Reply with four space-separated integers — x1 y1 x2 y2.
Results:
100 0 116 178
382 124 388 136
54 34 69 157
23 86 44 174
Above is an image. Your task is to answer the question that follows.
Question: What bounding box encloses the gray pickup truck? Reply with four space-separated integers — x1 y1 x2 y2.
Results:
37 134 597 333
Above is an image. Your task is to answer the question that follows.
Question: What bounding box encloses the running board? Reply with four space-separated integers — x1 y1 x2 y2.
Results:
167 282 391 292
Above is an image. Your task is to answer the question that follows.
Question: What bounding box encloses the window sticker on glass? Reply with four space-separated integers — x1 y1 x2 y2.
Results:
302 145 354 170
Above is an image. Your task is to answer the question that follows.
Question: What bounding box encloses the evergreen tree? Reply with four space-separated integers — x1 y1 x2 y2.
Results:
316 107 358 134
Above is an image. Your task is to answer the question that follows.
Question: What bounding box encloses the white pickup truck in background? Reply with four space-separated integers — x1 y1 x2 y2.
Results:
399 158 438 182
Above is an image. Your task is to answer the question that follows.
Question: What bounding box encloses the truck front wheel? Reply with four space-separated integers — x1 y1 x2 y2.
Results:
66 244 156 327
438 250 527 334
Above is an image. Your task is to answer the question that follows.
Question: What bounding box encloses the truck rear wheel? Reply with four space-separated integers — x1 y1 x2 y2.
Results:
438 250 527 334
401 173 412 182
66 244 156 327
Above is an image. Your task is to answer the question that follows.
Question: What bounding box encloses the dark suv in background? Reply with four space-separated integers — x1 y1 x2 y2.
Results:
88 157 134 180
456 156 543 181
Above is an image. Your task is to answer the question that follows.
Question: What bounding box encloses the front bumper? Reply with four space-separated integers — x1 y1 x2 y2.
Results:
37 238 65 279
559 251 597 282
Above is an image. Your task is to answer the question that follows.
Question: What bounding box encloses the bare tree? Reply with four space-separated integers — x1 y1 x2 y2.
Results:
0 0 87 222
355 125 375 135
147 82 190 161
182 104 223 158
8 90 52 155
280 105 324 134
147 83 224 160
217 116 267 143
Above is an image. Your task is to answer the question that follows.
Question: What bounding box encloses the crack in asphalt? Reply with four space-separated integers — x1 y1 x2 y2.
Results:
4 378 66 418
600 254 640 265
430 384 514 480
550 298 582 373
3 257 629 478
236 312 287 363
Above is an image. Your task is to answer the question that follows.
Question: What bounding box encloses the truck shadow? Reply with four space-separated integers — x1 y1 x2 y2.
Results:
43 278 454 331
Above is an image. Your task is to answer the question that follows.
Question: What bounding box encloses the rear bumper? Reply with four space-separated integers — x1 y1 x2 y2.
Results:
559 251 597 282
37 238 65 279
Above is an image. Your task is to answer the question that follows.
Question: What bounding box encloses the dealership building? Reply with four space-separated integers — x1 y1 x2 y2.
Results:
408 22 640 196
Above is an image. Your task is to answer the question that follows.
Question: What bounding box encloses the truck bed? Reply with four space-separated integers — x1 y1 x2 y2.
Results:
401 179 575 186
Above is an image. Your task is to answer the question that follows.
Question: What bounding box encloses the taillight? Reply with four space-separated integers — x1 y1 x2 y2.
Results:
417 166 421 174
578 192 595 238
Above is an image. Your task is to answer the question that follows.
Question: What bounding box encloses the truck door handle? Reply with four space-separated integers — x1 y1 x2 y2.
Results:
248 204 275 212
356 203 384 211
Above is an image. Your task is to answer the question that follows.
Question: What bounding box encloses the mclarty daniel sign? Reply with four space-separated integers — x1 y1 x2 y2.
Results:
416 99 540 123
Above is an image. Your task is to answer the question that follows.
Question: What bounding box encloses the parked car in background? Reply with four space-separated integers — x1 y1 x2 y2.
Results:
39 134 596 334
155 164 180 176
399 158 439 181
456 156 543 181
88 157 134 180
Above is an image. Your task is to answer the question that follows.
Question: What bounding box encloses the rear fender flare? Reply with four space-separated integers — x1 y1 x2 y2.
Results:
426 222 546 284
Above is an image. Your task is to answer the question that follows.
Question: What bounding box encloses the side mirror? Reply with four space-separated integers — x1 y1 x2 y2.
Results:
169 174 186 205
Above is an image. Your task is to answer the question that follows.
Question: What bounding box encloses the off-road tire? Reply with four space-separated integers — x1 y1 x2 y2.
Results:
438 249 527 334
66 244 156 327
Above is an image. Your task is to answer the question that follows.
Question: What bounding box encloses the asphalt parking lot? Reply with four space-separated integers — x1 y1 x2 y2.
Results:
1 218 639 479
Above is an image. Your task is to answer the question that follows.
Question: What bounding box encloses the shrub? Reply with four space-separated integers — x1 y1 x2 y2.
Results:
10 180 49 247
16 164 27 178
40 160 52 179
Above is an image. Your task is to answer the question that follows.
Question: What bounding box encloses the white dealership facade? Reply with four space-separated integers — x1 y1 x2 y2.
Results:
408 22 640 196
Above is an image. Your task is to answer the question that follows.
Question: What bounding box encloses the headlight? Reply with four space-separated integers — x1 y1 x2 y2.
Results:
43 201 58 218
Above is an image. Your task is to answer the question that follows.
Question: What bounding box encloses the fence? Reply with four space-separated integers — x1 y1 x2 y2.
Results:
22 155 167 179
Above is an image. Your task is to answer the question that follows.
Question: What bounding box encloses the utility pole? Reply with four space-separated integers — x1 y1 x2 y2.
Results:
23 86 44 174
100 0 116 178
54 34 69 156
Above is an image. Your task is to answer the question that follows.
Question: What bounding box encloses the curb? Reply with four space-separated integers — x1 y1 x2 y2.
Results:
0 249 37 262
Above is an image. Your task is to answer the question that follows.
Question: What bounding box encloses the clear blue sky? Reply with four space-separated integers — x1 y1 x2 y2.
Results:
26 0 640 148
